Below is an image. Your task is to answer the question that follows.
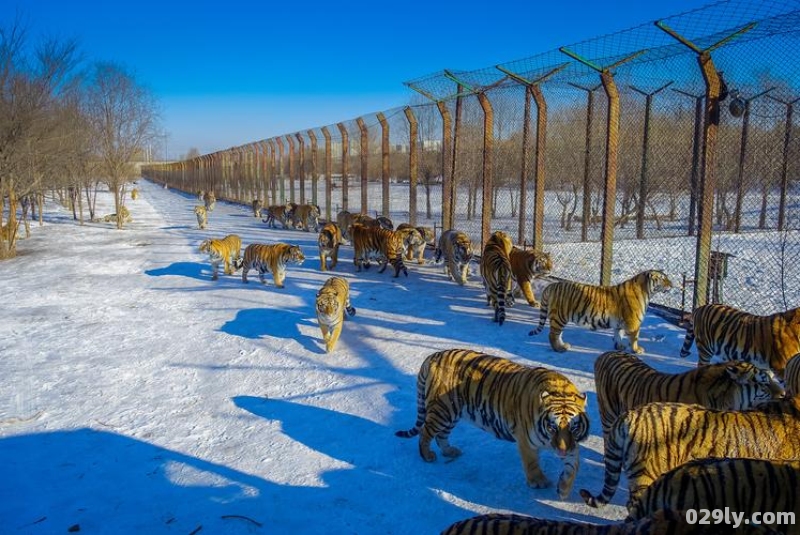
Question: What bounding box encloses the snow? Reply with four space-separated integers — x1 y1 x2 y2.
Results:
2 179 695 534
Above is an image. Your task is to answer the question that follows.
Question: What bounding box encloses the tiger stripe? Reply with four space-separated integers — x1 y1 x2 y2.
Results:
480 231 514 326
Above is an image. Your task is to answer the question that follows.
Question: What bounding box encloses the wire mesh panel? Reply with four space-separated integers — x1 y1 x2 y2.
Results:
144 0 800 316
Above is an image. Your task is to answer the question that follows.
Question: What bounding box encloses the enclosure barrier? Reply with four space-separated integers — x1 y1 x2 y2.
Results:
143 0 800 316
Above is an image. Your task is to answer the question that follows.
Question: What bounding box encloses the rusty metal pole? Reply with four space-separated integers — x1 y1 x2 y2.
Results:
307 129 319 208
286 135 296 204
451 85 464 229
356 117 368 214
477 92 494 250
321 126 333 221
337 122 349 212
295 133 306 205
569 83 601 242
267 139 277 205
377 112 390 217
599 70 621 286
657 21 754 309
275 137 285 202
631 82 673 239
437 101 453 230
496 64 565 248
405 106 419 226
768 95 800 231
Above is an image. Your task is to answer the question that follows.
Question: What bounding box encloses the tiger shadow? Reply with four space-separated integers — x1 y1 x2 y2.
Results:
233 395 618 523
144 261 206 280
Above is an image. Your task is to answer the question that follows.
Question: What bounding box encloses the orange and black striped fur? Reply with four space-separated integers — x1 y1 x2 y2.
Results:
251 198 262 218
786 354 800 395
435 229 474 285
238 243 305 288
480 231 515 325
530 270 673 353
199 234 242 281
318 222 343 272
351 223 408 277
440 509 777 535
680 303 800 378
397 223 434 264
579 395 800 509
509 246 553 307
315 276 356 353
594 350 784 437
290 203 321 232
396 349 589 500
394 224 426 265
627 457 800 528
262 203 296 229
202 191 216 212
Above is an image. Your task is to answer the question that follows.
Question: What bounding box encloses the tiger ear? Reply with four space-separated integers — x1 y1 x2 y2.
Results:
726 363 753 383
540 391 550 401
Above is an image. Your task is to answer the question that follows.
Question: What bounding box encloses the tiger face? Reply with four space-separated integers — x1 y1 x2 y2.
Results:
537 390 590 458
437 230 474 285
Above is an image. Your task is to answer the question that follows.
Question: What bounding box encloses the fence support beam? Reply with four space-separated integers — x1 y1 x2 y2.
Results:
377 112 390 217
275 137 285 202
357 117 368 214
569 82 602 242
477 92 494 249
631 82 673 239
295 133 306 205
497 63 566 248
437 101 453 230
321 126 333 221
337 122 349 212
307 130 318 208
404 106 419 226
561 47 643 284
768 94 800 231
657 19 755 309
286 135 296 204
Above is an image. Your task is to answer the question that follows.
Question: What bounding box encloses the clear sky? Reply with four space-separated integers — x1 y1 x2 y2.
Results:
8 0 716 159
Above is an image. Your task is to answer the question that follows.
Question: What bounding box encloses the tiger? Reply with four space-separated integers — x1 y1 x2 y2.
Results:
262 203 296 229
397 223 433 264
594 350 785 437
394 225 425 264
199 234 242 281
203 191 216 212
395 349 590 500
315 276 356 353
785 354 800 395
435 229 474 285
440 509 777 535
237 242 305 288
680 303 800 379
194 205 208 229
131 188 139 200
318 222 343 272
529 270 673 353
291 203 321 232
102 205 132 224
480 230 515 325
627 457 800 528
336 210 356 241
350 223 408 277
509 247 553 307
579 395 800 509
251 198 263 218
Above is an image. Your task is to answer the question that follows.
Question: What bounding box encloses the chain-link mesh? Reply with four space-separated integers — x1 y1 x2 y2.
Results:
144 0 800 316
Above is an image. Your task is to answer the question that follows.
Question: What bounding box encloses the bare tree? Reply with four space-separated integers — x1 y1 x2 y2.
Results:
85 62 158 229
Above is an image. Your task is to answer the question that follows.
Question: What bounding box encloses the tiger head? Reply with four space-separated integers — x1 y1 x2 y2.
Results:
722 362 785 406
454 233 474 263
316 287 343 318
285 245 305 265
525 250 553 277
537 390 589 458
397 227 424 249
645 270 673 294
198 239 212 254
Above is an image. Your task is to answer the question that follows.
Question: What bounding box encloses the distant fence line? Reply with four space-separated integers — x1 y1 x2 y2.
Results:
143 0 800 316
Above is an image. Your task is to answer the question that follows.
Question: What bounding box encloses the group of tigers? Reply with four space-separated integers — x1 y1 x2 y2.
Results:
192 196 800 533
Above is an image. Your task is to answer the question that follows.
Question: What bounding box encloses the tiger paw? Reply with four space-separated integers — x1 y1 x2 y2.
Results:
441 446 462 459
526 475 552 489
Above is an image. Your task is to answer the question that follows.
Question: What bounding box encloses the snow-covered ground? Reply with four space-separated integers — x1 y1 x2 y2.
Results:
2 179 703 534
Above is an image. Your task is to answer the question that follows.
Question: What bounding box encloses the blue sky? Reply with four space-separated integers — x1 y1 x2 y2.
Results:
9 0 715 159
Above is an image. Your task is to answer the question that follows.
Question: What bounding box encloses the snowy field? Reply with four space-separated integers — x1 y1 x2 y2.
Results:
3 178 705 534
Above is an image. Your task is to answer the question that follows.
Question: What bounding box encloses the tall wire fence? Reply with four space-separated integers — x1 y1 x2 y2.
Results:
143 0 800 317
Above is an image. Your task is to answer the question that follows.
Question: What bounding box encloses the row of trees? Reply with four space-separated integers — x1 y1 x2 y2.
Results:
0 20 159 259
